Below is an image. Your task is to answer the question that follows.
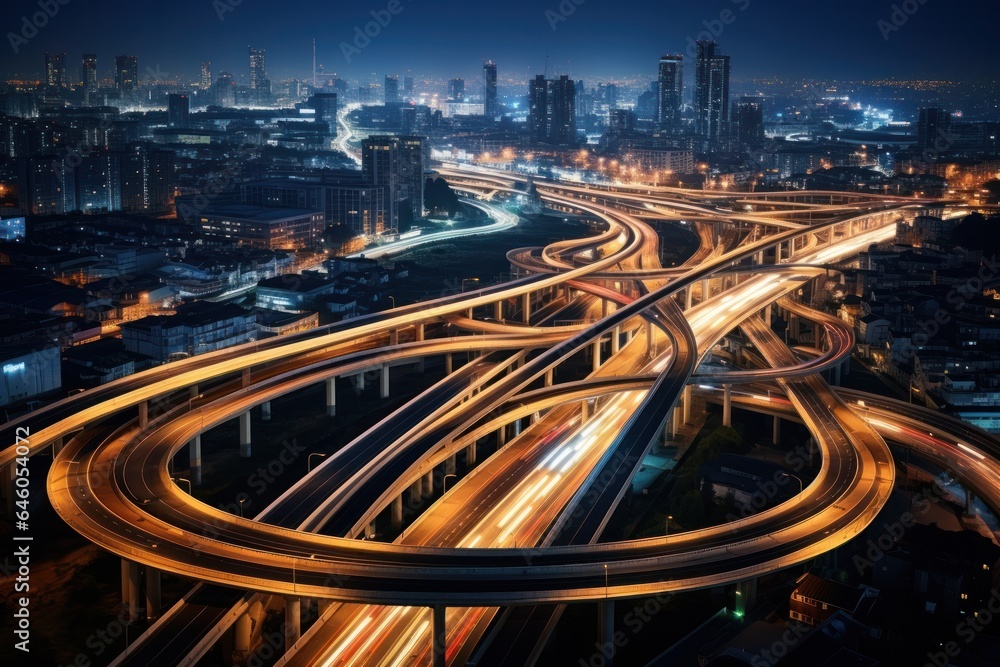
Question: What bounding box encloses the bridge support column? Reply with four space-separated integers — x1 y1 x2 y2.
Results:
127 560 141 621
673 406 682 438
422 471 434 497
466 443 477 466
189 385 200 400
145 567 161 621
601 298 609 318
612 325 621 354
545 368 554 387
685 287 693 311
764 304 772 325
411 479 424 504
138 401 148 428
380 364 390 399
389 329 399 346
234 612 252 655
325 377 336 416
120 559 130 607
513 419 521 437
445 455 457 475
445 353 453 375
242 368 251 388
702 278 710 303
318 599 335 616
498 424 507 447
598 600 616 666
646 325 655 359
416 322 425 341
432 605 447 667
51 437 63 458
285 597 301 648
723 385 732 427
773 416 781 446
391 494 403 530
189 435 202 486
592 339 602 372
683 385 693 425
735 578 757 616
355 371 366 392
581 400 591 423
239 412 251 458
261 401 271 421
521 292 531 324
494 301 503 320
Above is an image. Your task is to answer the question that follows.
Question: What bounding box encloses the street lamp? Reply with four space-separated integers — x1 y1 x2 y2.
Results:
666 515 673 537
172 477 193 495
778 472 804 494
308 453 328 472
603 563 609 599
387 295 396 309
461 278 480 293
238 497 246 518
188 393 204 412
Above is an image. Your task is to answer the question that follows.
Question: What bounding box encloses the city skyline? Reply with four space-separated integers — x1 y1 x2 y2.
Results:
2 0 998 83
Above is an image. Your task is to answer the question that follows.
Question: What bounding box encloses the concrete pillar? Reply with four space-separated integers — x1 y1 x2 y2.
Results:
723 385 732 427
592 339 602 373
432 605 447 667
772 416 781 446
445 354 453 375
513 419 521 437
239 412 251 458
702 278 710 303
189 385 200 399
318 599 335 617
138 401 148 428
601 299 609 318
391 494 403 531
234 612 252 655
145 567 161 620
582 401 591 423
51 437 63 458
612 325 621 354
598 600 616 666
242 368 251 388
544 368 554 387
685 287 693 311
422 471 434 497
121 559 131 607
646 325 655 358
261 401 271 421
127 561 142 621
735 578 757 616
494 301 503 320
445 455 457 475
764 304 772 325
189 435 202 486
833 363 842 386
285 597 301 648
466 443 477 466
521 292 531 324
380 363 390 399
416 322 425 341
673 406 682 438
325 377 336 416
390 329 399 346
498 425 507 447
411 479 424 504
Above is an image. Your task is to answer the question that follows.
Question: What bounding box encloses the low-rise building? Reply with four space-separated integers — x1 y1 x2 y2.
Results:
0 343 62 407
197 204 325 250
790 573 879 627
120 301 256 363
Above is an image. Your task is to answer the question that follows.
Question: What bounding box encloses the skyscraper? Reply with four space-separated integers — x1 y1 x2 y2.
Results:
483 60 498 122
214 72 235 107
732 97 765 148
362 135 426 231
310 92 338 135
528 75 576 146
45 52 67 88
694 41 730 143
447 78 465 102
657 54 683 131
403 76 414 97
384 75 400 105
249 47 270 102
115 55 138 94
200 61 212 90
918 108 951 153
168 94 189 129
81 54 98 101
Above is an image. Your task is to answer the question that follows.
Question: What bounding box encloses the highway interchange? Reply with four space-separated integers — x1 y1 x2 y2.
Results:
3 167 998 666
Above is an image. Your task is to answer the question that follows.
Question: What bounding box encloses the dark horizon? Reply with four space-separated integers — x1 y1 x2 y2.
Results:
2 0 998 84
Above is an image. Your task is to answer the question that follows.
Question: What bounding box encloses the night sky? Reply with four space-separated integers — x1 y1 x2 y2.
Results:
2 0 998 84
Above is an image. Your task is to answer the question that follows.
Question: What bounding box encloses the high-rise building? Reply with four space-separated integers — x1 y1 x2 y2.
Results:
310 92 338 135
81 54 98 102
447 78 465 102
917 108 952 153
200 61 212 89
528 75 576 146
362 135 426 231
694 41 730 143
168 94 189 129
214 72 235 107
483 60 498 122
657 54 683 131
732 97 765 148
609 109 635 134
249 47 270 102
115 55 138 94
384 75 400 105
45 52 67 88
403 76 414 96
